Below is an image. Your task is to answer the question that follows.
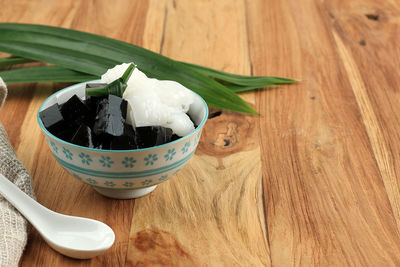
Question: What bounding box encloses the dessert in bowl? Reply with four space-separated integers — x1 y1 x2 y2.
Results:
37 64 208 199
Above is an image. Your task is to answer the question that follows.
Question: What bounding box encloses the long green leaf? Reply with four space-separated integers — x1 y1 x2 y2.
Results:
0 41 254 114
1 57 274 94
0 59 263 92
0 41 116 75
0 24 292 103
0 55 268 92
225 84 279 92
180 61 297 86
0 65 98 83
0 24 256 114
0 56 34 67
0 23 287 86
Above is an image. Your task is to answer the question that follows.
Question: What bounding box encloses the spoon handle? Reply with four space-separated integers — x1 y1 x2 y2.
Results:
0 174 49 229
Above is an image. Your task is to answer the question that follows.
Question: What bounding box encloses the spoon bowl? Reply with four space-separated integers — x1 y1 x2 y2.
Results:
40 212 115 259
0 173 115 259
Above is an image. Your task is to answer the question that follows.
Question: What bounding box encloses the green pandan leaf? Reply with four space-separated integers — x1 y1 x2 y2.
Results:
0 65 98 83
0 24 256 114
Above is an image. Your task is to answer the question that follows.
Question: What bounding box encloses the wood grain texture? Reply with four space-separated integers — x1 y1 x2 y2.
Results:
328 0 400 232
0 0 148 266
247 0 400 265
0 0 399 266
126 0 269 266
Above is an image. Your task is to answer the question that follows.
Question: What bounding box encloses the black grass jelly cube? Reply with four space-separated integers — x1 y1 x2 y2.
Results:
93 95 128 137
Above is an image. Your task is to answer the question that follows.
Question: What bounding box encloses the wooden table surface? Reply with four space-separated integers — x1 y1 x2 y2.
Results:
1 0 400 266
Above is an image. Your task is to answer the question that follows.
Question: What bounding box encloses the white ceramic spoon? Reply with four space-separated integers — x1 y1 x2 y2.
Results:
0 174 115 259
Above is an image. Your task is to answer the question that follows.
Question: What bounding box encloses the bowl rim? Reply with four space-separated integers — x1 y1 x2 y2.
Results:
37 80 209 153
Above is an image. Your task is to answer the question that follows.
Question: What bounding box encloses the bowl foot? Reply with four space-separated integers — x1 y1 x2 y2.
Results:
93 185 158 199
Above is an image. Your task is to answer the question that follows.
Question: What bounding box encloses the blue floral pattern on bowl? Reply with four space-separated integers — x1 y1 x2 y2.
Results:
87 178 97 185
50 141 58 154
159 175 168 181
62 147 73 160
144 154 158 166
122 157 136 168
123 182 134 187
164 148 176 161
141 179 153 186
79 152 92 165
104 181 116 187
99 156 114 168
181 142 190 154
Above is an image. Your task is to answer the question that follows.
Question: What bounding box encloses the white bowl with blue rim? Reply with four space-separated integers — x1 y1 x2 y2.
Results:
37 81 208 199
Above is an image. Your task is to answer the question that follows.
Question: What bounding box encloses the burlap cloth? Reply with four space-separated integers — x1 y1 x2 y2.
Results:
0 77 35 267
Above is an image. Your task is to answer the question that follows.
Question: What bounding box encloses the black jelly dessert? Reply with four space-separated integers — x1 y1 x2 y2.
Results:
135 126 173 148
40 66 194 150
60 94 90 126
56 127 79 142
171 134 181 142
39 103 65 134
93 95 128 137
70 124 95 148
40 92 190 150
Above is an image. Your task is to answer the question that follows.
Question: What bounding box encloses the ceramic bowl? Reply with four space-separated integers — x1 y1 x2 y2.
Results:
37 81 208 199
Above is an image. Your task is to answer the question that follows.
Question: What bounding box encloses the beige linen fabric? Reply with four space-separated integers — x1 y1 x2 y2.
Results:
0 77 35 267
